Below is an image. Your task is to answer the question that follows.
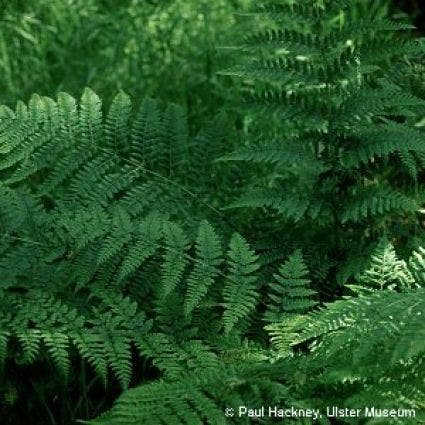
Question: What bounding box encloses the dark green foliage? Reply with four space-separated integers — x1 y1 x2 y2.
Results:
0 88 237 422
0 88 318 423
221 0 425 286
88 241 425 425
1 1 424 424
86 361 292 425
0 0 249 128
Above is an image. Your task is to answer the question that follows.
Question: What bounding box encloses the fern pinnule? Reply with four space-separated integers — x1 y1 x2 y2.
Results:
79 88 103 146
105 90 132 155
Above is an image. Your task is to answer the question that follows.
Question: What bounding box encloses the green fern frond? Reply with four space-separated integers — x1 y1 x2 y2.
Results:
115 213 162 284
96 208 133 267
15 330 41 365
85 361 291 425
105 90 132 154
408 247 425 286
265 249 317 324
87 377 225 425
159 221 189 299
184 221 222 316
228 188 312 222
0 331 8 369
130 97 164 170
72 331 109 387
79 88 103 146
41 331 70 380
222 233 260 334
275 287 425 412
162 103 188 178
342 123 425 168
102 330 132 389
341 188 418 224
359 239 414 290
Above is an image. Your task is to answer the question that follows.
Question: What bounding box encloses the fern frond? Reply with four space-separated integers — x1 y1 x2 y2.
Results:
222 233 260 334
228 188 311 222
115 213 162 284
130 97 164 170
265 249 317 324
79 88 103 146
72 331 109 387
408 247 425 287
359 239 414 290
41 331 70 380
0 331 9 368
87 377 224 425
184 221 222 316
275 287 425 411
341 187 418 223
96 208 133 267
159 221 189 299
15 330 41 365
105 90 132 154
162 103 188 178
85 361 291 425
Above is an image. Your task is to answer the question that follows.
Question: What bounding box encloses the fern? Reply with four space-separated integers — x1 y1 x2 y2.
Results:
358 238 414 290
115 213 162 284
130 97 165 171
184 221 222 316
268 245 425 421
221 0 425 285
159 221 189 299
264 249 317 324
80 88 103 146
340 187 419 224
85 360 292 425
0 131 269 401
105 90 132 155
96 207 133 267
222 233 260 335
282 288 425 417
42 331 71 380
1 6 424 421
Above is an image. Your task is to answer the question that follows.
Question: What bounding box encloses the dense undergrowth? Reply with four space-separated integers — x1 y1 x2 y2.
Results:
0 1 424 424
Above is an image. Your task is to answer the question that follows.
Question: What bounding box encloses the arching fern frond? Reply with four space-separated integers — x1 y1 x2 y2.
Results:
85 361 292 425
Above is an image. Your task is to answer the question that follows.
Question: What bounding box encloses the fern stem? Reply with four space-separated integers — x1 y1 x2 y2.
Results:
30 380 57 425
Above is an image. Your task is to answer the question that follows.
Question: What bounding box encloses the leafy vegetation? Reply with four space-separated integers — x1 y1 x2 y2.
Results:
0 0 424 424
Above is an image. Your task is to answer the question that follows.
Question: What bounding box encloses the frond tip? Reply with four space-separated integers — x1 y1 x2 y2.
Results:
265 249 317 324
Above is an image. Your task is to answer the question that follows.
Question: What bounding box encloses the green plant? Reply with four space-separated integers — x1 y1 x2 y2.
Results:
0 0 247 129
221 0 425 287
83 239 425 425
0 88 318 423
268 242 425 425
1 1 424 424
